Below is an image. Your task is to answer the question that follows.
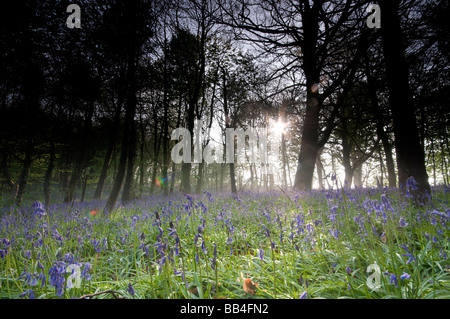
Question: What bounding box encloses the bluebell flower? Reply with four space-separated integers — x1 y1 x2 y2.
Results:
167 228 177 237
127 283 135 296
400 244 416 264
201 241 207 254
330 228 340 239
399 218 408 228
48 262 67 297
210 243 217 270
81 263 91 281
259 249 264 261
299 291 307 299
32 201 46 218
406 176 419 191
270 240 275 250
400 272 411 280
390 274 398 288
346 266 352 276
380 194 392 211
19 289 35 299
0 238 10 247
430 210 448 220
194 234 200 245
23 250 31 259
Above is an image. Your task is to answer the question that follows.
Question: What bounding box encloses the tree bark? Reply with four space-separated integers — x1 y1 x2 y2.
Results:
64 100 95 203
1 152 16 198
104 3 138 212
122 119 136 202
15 61 40 206
353 164 363 188
94 100 121 200
44 137 55 207
316 147 325 190
378 0 430 194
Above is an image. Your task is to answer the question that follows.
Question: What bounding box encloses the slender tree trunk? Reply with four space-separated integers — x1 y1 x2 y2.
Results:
15 62 40 205
150 101 161 194
341 127 353 189
64 100 95 203
44 137 55 207
294 85 320 190
353 164 363 188
379 151 384 188
368 77 397 188
316 147 324 190
281 133 288 189
219 162 224 192
105 4 138 212
138 124 146 196
122 119 136 202
222 68 236 194
378 0 430 195
15 136 33 206
81 173 88 202
1 153 16 198
94 101 122 200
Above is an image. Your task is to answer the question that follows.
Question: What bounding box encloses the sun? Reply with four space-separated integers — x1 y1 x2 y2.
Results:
270 119 288 135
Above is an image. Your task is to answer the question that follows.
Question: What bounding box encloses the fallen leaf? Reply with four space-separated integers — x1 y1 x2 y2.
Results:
243 278 258 295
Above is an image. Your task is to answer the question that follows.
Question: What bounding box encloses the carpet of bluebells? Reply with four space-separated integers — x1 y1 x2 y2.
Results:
1 180 449 299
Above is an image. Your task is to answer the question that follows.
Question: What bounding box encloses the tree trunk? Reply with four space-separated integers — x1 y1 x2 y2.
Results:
316 147 325 190
94 142 114 200
367 68 397 188
1 152 16 198
64 100 95 203
378 0 430 195
81 173 88 202
122 119 136 202
104 4 138 212
44 137 55 207
15 135 33 206
341 126 353 189
294 85 320 190
353 164 363 188
94 101 121 200
15 61 40 205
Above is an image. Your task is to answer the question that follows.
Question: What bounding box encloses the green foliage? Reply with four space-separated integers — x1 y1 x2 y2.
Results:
1 186 448 299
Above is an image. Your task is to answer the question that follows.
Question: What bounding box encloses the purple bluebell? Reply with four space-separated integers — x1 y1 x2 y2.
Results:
127 283 135 296
81 263 91 281
19 289 35 299
406 176 419 191
400 244 416 264
201 241 207 254
32 201 46 218
48 261 67 297
346 266 352 276
23 250 31 259
399 218 408 228
210 243 217 270
390 274 398 288
400 272 411 280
